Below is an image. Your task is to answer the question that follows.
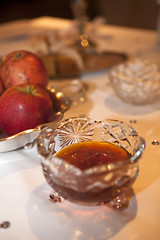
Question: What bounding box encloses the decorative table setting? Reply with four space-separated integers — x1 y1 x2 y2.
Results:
0 14 160 240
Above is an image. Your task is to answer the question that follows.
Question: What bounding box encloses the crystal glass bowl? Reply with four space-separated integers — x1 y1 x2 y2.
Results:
109 58 160 105
37 117 145 209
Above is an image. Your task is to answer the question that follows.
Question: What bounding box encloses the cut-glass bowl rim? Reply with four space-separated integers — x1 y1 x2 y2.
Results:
38 116 145 175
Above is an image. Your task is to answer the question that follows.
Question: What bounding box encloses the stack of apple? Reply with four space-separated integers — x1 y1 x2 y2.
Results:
0 50 59 136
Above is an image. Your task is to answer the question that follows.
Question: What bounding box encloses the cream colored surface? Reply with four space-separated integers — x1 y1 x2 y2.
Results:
0 17 160 240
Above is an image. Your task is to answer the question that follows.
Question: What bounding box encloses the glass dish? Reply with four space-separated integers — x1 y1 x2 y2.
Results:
109 58 160 105
50 79 88 106
37 117 145 209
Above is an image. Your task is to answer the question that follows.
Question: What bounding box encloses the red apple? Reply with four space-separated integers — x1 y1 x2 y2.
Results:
0 78 4 95
0 50 48 89
0 84 53 136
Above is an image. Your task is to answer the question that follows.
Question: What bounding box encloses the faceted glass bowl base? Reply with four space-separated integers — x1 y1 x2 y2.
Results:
49 190 131 210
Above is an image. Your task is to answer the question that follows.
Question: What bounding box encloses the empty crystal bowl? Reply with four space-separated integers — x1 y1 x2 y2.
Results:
37 117 145 209
109 58 160 105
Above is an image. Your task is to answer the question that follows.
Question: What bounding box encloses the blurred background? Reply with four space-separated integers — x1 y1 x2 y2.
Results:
0 0 159 30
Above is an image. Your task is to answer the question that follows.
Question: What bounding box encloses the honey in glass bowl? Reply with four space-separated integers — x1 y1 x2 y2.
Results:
37 117 145 209
56 141 130 169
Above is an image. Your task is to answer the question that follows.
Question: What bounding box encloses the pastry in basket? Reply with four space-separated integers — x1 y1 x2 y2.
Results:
29 34 84 77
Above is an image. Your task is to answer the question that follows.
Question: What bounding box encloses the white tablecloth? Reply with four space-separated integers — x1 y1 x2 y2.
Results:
0 17 160 240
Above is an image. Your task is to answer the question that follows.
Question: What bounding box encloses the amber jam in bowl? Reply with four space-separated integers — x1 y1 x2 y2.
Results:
37 117 145 209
